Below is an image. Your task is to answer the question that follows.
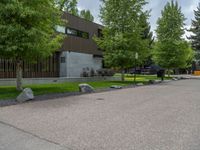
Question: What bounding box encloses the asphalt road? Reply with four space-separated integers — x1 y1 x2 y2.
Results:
0 79 200 150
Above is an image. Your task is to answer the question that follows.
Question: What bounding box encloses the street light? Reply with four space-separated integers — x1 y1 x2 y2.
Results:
134 52 138 86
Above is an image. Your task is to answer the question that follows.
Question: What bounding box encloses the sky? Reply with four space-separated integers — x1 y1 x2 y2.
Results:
77 0 199 38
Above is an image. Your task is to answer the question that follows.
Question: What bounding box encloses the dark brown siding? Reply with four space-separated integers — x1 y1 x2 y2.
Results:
0 53 60 78
61 13 103 55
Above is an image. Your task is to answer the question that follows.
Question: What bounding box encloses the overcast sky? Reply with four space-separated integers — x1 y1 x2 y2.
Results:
78 0 199 38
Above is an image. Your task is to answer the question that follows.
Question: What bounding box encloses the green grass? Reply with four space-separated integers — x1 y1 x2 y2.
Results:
0 75 172 100
0 81 132 100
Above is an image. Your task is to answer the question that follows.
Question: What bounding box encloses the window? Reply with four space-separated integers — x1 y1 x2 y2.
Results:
60 57 66 63
65 27 89 39
55 25 65 34
66 28 78 36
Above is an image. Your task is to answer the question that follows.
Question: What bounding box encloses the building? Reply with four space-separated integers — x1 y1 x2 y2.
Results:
0 12 103 78
58 12 103 77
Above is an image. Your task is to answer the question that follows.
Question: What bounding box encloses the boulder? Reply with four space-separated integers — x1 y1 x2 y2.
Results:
16 88 34 103
110 85 122 89
172 78 178 81
79 84 94 93
137 83 144 86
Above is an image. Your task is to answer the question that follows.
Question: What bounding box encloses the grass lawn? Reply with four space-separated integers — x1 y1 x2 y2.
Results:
0 75 172 100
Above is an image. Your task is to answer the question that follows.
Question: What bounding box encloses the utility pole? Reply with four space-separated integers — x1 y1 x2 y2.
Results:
134 52 138 86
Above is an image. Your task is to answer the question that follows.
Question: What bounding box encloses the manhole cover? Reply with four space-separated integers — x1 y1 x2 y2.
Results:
96 98 104 101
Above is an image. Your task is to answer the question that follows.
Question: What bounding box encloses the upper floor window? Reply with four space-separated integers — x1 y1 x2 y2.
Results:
66 27 89 39
55 25 65 34
66 28 78 36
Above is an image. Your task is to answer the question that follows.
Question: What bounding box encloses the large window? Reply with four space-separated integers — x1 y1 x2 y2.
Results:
66 28 78 36
65 27 89 39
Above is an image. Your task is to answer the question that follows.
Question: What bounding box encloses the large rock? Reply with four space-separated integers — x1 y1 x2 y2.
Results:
16 88 34 103
110 85 122 89
79 84 94 93
137 83 144 86
172 78 178 81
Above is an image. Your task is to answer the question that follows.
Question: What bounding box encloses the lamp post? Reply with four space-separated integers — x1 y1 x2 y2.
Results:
134 52 138 86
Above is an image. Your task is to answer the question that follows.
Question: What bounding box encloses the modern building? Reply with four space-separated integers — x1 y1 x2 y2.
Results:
0 12 103 78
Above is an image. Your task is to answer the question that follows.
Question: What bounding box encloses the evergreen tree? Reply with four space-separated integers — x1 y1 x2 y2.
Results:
189 3 200 60
0 0 64 90
153 1 193 76
80 10 94 22
96 0 150 81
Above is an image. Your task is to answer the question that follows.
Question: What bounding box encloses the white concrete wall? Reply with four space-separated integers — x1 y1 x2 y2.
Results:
60 51 102 77
60 52 68 77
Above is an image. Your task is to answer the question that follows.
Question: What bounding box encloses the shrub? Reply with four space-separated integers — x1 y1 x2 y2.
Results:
97 69 115 76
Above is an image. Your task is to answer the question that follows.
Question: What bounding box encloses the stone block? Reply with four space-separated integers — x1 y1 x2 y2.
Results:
79 84 94 93
16 88 34 103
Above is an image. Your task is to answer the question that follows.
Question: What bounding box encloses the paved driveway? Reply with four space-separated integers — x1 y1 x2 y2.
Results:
0 80 200 150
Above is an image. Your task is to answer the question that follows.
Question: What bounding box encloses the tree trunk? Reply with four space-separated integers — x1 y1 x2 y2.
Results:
16 60 23 91
167 68 170 77
121 69 125 81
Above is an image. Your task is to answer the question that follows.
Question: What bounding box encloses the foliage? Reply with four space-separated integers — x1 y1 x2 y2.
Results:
0 0 64 90
57 0 94 22
80 10 94 22
96 0 150 80
153 40 194 69
153 1 194 70
56 0 79 15
139 11 154 66
0 0 64 60
189 3 200 60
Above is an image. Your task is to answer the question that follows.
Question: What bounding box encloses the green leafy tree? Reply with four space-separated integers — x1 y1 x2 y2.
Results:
153 1 193 76
189 3 200 60
96 0 149 81
139 11 154 66
0 0 64 91
57 0 79 16
80 10 94 22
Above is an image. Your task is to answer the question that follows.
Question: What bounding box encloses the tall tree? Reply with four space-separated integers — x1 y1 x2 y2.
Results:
189 3 200 60
80 10 94 22
96 0 150 81
57 0 79 16
139 11 154 66
153 0 193 76
0 0 64 90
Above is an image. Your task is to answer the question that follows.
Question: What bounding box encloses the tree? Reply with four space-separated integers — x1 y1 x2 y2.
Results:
153 1 193 76
189 3 200 60
80 10 94 22
56 0 79 16
96 0 150 81
139 11 154 66
57 0 94 22
0 0 64 91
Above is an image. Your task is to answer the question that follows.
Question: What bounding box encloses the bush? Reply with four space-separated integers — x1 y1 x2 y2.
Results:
97 69 115 77
165 69 174 76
